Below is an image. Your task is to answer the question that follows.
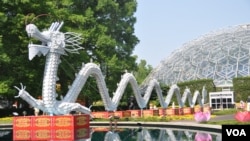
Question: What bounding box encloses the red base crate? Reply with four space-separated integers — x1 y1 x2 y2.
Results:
92 111 113 119
179 108 184 115
13 114 90 141
166 108 179 115
183 107 194 114
143 109 159 117
158 108 166 116
114 111 131 118
128 110 142 118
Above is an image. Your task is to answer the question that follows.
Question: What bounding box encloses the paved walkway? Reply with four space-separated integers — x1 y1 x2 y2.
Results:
209 114 235 121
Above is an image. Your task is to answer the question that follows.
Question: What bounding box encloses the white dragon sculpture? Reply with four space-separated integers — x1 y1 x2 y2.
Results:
14 21 207 116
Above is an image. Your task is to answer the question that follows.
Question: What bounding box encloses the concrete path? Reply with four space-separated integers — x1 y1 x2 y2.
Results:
209 114 235 121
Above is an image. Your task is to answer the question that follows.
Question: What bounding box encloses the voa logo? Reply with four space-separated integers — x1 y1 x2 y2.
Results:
226 129 246 136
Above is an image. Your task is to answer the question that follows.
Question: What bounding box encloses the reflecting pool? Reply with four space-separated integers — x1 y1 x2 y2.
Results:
0 126 221 141
91 127 221 141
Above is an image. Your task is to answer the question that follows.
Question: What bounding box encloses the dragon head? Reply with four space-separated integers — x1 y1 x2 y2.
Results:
26 24 51 43
26 24 37 37
26 22 83 57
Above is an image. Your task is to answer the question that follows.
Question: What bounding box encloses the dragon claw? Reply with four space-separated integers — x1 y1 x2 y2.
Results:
14 83 27 98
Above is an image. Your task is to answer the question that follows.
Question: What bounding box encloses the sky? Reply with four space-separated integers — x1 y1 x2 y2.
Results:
133 0 250 67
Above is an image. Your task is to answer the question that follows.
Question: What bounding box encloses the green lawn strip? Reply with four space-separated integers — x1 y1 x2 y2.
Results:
0 117 13 124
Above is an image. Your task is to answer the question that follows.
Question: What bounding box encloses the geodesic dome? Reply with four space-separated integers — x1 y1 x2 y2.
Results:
143 24 250 87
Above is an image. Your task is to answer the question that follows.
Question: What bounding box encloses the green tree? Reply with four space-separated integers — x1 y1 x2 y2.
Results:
134 59 153 84
0 0 139 106
233 77 250 102
177 79 215 94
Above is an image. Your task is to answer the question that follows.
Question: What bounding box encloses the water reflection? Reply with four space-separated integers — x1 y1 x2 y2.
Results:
0 130 11 139
0 127 221 141
90 126 221 141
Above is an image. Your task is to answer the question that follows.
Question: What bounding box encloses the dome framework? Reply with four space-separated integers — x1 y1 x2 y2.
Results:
144 24 250 87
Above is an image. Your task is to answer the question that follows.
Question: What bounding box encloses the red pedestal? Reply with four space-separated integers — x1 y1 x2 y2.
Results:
92 111 113 119
158 108 166 116
178 108 184 115
143 109 159 117
128 110 142 118
183 107 194 114
13 117 32 140
13 114 90 141
114 111 131 118
166 108 179 115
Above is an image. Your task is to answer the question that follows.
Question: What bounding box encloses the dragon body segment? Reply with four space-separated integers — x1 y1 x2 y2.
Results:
15 22 207 116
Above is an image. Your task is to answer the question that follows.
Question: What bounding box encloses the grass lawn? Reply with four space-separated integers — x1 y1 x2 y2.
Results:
0 117 13 124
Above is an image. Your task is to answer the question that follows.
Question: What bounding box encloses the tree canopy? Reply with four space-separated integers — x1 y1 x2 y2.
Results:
233 77 250 102
0 0 140 104
134 59 153 84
